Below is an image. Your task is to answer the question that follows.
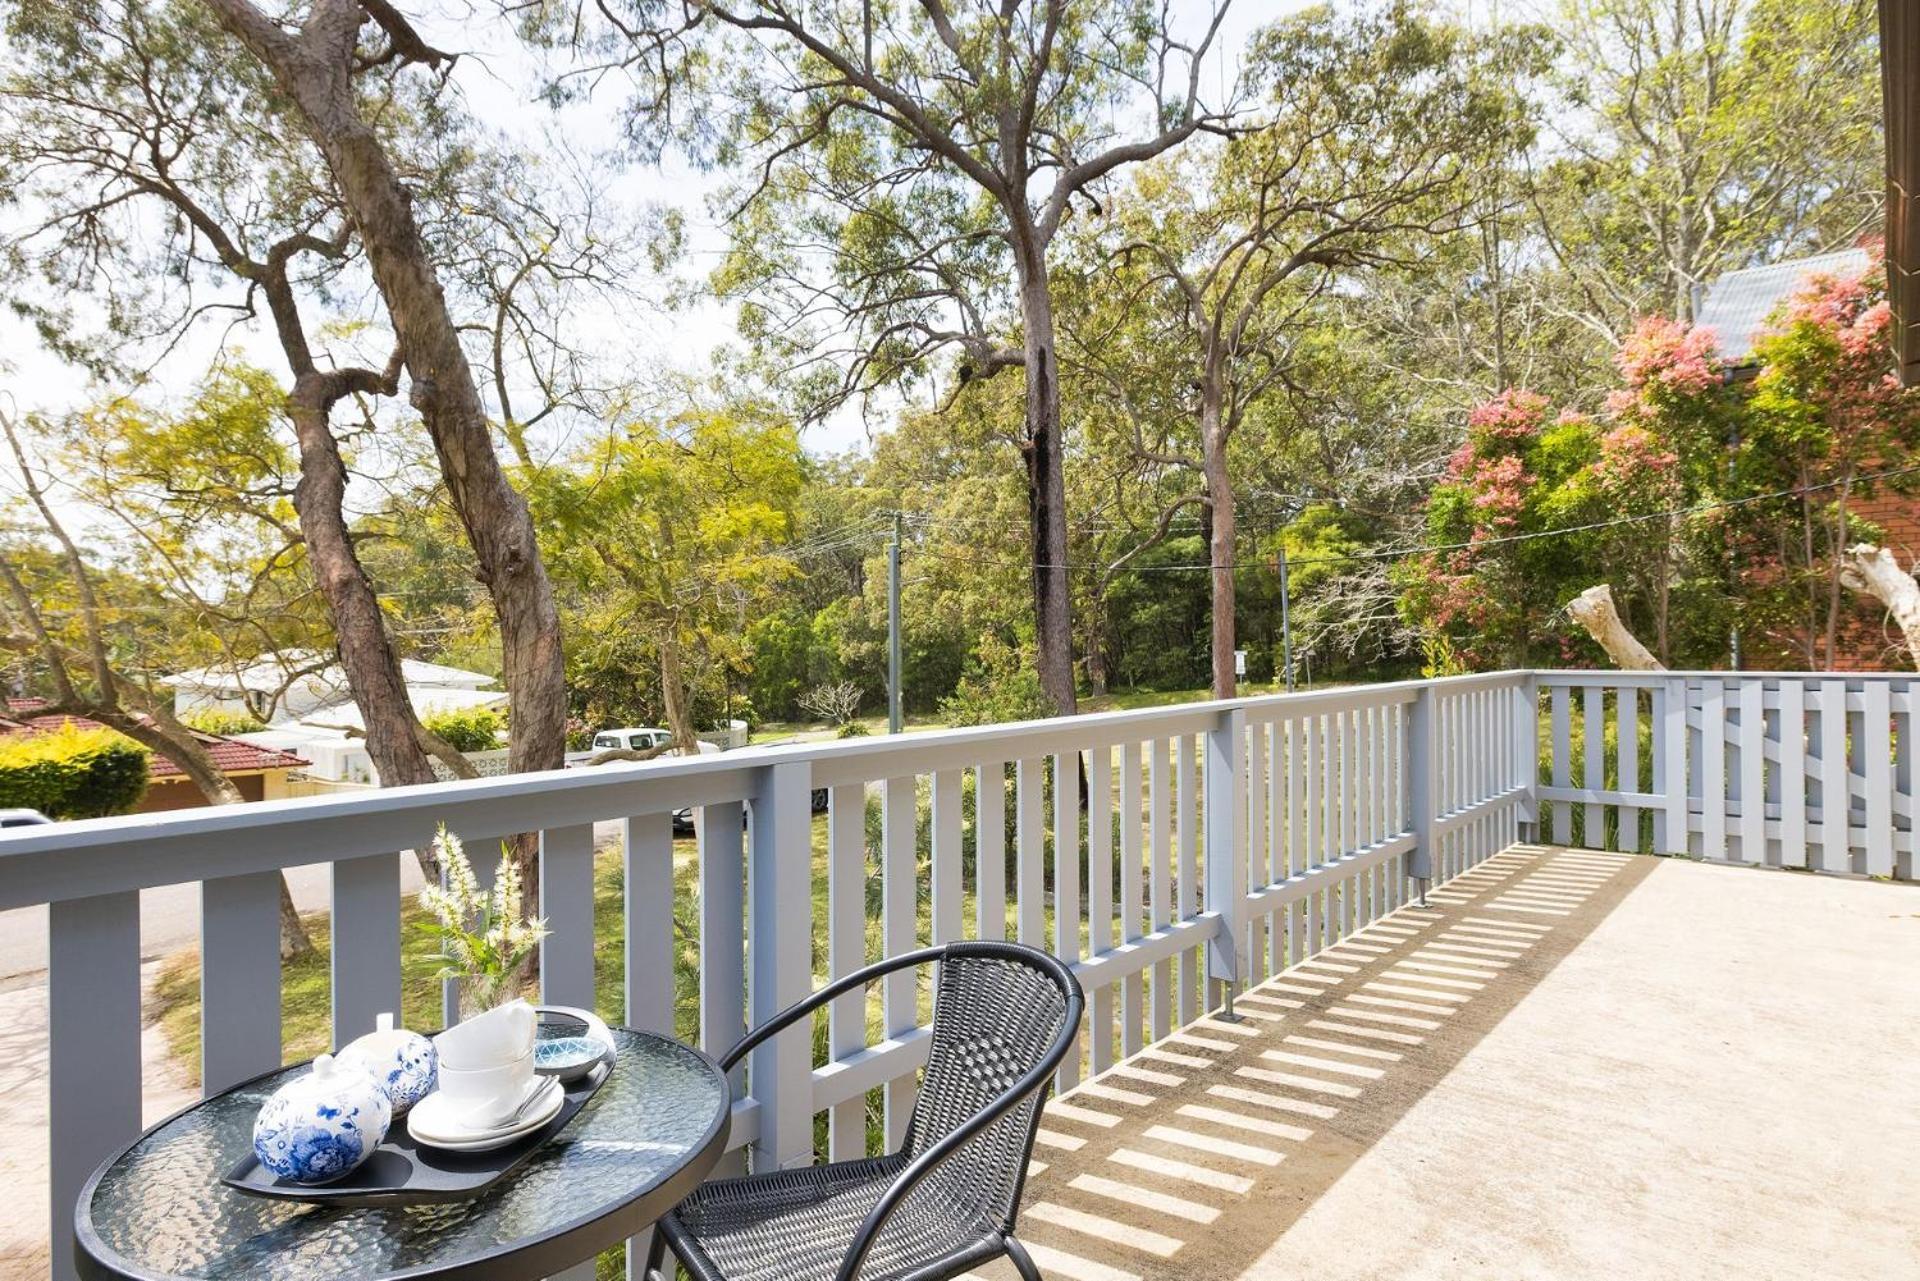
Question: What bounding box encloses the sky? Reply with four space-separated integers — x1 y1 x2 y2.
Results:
0 0 1295 468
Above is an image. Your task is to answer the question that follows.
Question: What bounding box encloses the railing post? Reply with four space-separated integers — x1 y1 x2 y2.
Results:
748 761 814 1171
1204 707 1248 1012
1409 683 1437 903
1515 674 1540 843
1661 675 1690 856
48 892 142 1281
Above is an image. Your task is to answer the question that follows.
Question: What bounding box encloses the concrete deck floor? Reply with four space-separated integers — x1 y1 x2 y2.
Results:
982 845 1920 1281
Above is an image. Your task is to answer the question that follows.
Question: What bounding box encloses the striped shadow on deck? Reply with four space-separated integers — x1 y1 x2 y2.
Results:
968 845 1654 1281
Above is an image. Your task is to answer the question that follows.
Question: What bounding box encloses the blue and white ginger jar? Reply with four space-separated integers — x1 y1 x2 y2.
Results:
339 1011 437 1116
251 1053 392 1184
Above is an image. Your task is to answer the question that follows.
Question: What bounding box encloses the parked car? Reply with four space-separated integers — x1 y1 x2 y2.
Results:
590 727 677 754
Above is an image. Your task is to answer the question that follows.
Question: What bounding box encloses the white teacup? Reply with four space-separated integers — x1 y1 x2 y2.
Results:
434 1000 536 1071
434 1053 536 1128
432 1000 538 1128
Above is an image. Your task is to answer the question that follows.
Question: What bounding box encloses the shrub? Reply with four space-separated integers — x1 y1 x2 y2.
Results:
422 706 505 754
0 725 150 819
180 708 268 737
835 720 871 738
936 635 1054 728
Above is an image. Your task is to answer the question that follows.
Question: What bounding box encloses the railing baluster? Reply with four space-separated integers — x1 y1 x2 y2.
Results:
1265 721 1285 972
1087 745 1116 1074
826 783 866 1160
1015 757 1045 948
1119 741 1144 1053
1777 682 1808 869
1818 680 1850 873
1149 736 1172 1040
931 769 965 949
1246 720 1268 975
881 775 917 1149
1737 681 1766 866
1700 682 1728 862
200 871 282 1094
1583 685 1605 850
699 801 747 1115
540 824 596 1009
1049 753 1080 1089
331 852 401 1046
49 891 141 1281
622 810 675 1281
1619 685 1642 853
975 763 1006 941
1550 685 1571 845
1864 681 1895 876
1175 733 1198 1024
748 762 813 1171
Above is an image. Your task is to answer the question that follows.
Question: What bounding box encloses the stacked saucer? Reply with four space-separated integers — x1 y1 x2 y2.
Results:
407 1076 564 1152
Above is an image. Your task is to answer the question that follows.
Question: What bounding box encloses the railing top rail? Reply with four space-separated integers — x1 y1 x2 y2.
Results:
1533 668 1915 685
0 667 1549 907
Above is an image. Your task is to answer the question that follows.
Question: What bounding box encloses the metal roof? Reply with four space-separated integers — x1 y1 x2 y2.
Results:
1695 248 1873 363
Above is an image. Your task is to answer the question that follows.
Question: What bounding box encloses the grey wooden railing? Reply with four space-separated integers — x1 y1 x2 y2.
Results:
2 668 1738 1279
1535 671 1916 877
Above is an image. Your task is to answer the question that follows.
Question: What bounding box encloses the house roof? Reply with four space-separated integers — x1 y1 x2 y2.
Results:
0 701 309 781
284 685 509 735
165 652 497 696
1695 248 1873 363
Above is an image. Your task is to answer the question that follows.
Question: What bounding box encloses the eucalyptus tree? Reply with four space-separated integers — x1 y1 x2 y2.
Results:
1064 4 1540 696
1538 0 1883 329
1 1 590 800
0 405 318 956
591 0 1246 714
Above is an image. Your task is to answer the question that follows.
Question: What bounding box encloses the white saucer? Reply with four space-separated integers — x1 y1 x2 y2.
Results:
408 1078 564 1152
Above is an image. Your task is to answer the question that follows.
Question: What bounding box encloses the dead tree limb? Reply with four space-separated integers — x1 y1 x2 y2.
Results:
1565 585 1665 671
1839 543 1920 670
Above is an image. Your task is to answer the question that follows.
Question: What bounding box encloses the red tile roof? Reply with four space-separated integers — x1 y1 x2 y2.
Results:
0 701 308 780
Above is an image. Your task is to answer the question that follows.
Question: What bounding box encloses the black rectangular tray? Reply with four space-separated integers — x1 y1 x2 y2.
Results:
221 1058 611 1208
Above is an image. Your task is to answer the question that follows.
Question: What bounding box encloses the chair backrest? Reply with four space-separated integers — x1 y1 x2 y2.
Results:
902 941 1081 1232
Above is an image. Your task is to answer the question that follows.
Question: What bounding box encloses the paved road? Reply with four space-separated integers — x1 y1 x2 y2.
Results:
0 819 629 986
0 860 432 988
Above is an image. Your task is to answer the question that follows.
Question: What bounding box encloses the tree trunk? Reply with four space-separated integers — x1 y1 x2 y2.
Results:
1839 544 1920 669
1200 385 1236 700
660 634 700 755
1566 585 1665 670
205 0 568 788
1014 250 1077 716
109 710 316 960
205 0 566 912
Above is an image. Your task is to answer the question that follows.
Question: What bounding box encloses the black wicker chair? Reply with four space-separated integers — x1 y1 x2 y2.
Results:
644 940 1084 1281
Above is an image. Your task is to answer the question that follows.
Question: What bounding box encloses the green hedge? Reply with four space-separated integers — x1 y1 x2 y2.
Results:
0 725 150 819
422 706 505 754
180 708 268 736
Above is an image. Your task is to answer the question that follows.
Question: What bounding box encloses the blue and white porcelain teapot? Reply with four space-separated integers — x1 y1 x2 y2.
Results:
339 1011 438 1116
251 1053 392 1184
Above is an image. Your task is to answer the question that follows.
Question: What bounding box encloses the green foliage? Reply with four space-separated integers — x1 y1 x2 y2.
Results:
835 721 871 738
179 708 267 737
421 707 505 754
0 725 150 819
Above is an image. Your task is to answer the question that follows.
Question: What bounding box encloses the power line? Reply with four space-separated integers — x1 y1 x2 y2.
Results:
895 463 1920 575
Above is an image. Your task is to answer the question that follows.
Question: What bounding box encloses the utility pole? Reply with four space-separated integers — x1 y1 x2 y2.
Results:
1278 546 1295 692
888 513 903 734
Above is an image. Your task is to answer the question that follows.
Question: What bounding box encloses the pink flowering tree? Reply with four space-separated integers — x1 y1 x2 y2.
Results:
1742 250 1920 667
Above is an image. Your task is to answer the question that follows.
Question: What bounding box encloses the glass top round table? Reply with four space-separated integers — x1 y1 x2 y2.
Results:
74 1028 731 1281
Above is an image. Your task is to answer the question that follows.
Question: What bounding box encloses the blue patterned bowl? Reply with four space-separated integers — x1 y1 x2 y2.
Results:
339 1013 438 1116
251 1053 392 1184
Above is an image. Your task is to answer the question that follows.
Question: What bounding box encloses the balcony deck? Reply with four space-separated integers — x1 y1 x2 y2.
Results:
980 845 1920 1281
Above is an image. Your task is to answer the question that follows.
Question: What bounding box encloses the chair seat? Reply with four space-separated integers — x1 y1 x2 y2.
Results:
659 1153 1008 1281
